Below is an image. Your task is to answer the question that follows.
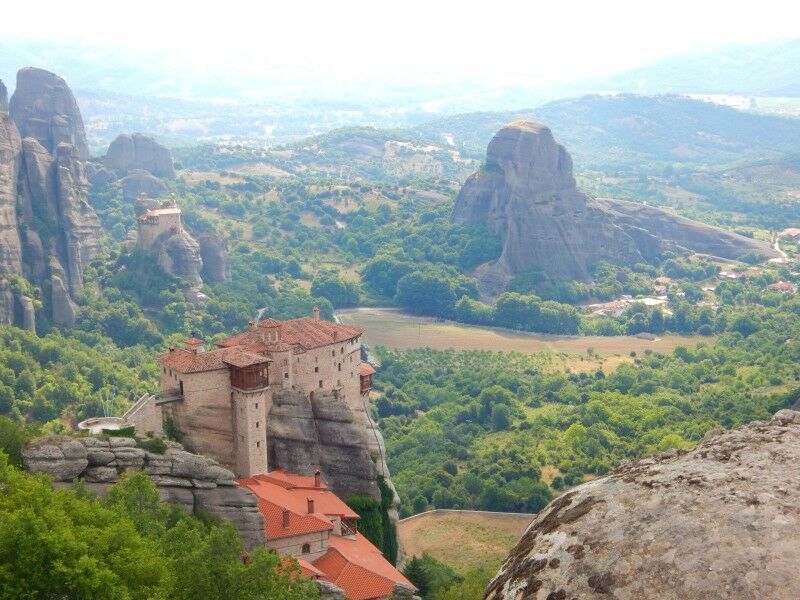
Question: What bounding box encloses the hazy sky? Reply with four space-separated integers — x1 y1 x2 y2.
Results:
3 0 800 87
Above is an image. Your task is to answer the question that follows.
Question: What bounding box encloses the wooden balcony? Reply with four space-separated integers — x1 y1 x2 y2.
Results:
230 365 270 390
360 374 373 394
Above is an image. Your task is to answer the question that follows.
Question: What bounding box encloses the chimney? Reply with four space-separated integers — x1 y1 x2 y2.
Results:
307 498 315 514
312 307 320 321
314 470 321 488
248 320 256 330
283 509 290 528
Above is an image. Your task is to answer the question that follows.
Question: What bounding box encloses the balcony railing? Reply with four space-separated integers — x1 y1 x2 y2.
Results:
230 366 270 390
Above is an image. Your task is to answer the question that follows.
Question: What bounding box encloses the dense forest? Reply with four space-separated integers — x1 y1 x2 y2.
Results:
375 295 800 516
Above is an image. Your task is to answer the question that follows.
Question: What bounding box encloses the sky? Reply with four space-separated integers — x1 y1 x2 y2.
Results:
2 0 800 88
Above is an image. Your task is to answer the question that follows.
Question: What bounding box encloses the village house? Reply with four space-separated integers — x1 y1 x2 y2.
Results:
127 309 374 478
768 281 798 294
238 469 414 600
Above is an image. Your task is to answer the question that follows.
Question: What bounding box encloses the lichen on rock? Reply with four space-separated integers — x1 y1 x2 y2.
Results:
485 409 800 600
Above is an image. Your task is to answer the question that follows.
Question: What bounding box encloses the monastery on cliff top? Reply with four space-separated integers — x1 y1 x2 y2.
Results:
124 311 412 599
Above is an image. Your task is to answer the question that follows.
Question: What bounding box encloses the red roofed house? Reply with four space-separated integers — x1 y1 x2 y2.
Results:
126 309 378 478
239 469 415 600
768 281 798 294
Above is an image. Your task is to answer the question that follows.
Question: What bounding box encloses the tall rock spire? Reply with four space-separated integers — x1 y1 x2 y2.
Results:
9 67 89 160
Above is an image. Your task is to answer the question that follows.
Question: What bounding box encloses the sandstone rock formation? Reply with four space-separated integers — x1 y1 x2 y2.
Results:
199 234 231 282
9 68 89 160
0 112 22 276
268 389 381 499
105 133 176 179
121 169 167 206
453 121 777 292
22 435 266 550
154 228 203 286
0 68 103 328
485 409 800 600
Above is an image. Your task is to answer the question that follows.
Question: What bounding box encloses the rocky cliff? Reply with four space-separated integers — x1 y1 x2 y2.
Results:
153 228 204 286
9 67 89 160
0 112 22 276
485 409 800 600
453 121 777 292
268 389 384 500
105 133 176 179
121 169 168 206
0 79 7 113
22 434 266 550
198 234 231 282
0 68 103 329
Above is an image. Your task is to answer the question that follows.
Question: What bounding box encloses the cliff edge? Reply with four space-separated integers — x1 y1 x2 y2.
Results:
485 409 800 600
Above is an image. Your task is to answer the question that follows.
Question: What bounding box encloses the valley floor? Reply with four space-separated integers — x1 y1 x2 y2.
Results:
338 307 709 372
398 509 535 573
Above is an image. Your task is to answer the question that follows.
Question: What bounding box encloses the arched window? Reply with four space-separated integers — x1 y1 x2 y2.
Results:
301 543 311 554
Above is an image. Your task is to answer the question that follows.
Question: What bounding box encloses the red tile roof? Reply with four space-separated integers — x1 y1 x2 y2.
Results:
254 497 332 539
241 472 360 520
359 363 376 377
158 347 230 373
296 558 325 579
313 534 414 600
218 317 363 352
221 349 272 368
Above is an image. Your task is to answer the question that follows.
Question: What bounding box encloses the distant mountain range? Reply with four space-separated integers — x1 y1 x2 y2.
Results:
593 38 800 96
2 37 798 157
418 94 800 170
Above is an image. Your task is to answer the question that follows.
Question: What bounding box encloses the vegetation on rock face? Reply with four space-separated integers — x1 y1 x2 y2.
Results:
0 455 318 600
346 476 398 564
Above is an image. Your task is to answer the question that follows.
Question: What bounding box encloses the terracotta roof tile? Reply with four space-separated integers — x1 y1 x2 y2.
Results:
219 317 362 351
221 349 271 368
256 498 332 539
313 534 415 600
241 471 360 520
360 363 376 377
158 348 229 373
258 318 282 328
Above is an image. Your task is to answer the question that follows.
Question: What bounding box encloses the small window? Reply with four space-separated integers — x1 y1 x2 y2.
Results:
240 407 244 414
255 403 259 409
315 366 319 373
284 372 289 378
340 347 344 354
163 367 166 374
283 359 288 366
332 350 335 357
301 543 310 554
256 421 259 428
256 441 261 448
338 363 342 371
319 380 323 388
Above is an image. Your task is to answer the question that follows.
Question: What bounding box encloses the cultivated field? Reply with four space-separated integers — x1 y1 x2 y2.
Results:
338 308 709 370
398 510 534 573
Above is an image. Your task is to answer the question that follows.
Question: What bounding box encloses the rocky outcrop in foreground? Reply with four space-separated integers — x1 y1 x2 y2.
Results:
105 133 176 179
485 409 800 600
453 121 777 293
22 435 265 550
